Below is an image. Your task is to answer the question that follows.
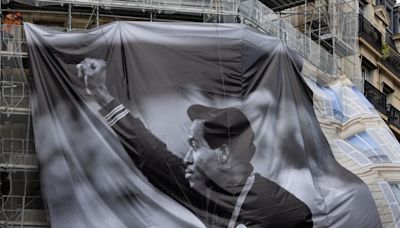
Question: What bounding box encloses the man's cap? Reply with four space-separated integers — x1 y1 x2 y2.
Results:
187 104 255 163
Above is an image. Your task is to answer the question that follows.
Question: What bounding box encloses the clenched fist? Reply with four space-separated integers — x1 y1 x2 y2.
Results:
77 58 113 106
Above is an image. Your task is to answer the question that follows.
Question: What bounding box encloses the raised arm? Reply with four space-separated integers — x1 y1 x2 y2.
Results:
76 58 206 214
77 58 184 173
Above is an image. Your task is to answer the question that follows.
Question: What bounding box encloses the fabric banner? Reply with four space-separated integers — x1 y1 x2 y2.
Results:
25 21 381 228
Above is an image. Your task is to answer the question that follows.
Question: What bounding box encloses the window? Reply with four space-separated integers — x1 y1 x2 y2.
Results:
394 8 400 34
390 182 400 204
378 181 400 226
387 7 394 32
335 140 372 166
361 66 373 81
361 68 367 80
346 131 390 163
317 84 346 122
382 82 394 105
361 58 375 81
325 88 345 121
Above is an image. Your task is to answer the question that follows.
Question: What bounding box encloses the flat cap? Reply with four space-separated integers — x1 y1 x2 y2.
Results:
187 104 255 163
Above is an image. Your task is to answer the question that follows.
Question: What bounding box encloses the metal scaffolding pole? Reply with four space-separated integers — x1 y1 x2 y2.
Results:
67 3 72 31
96 5 99 27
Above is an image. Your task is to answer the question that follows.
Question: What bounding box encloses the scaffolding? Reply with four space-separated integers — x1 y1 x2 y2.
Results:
0 21 46 227
277 0 359 83
0 0 359 227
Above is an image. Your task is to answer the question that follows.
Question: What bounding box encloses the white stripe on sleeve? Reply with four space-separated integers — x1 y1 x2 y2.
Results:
108 109 130 126
104 104 124 121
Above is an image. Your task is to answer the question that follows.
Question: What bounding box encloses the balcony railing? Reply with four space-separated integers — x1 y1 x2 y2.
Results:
364 80 387 114
358 14 382 51
388 105 400 129
382 45 400 77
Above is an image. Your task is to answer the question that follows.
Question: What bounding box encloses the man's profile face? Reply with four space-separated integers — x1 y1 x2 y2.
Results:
184 119 224 190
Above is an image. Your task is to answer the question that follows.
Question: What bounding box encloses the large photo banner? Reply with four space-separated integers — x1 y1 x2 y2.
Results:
25 22 381 228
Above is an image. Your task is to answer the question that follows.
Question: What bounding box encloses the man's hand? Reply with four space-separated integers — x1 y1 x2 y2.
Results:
77 58 113 106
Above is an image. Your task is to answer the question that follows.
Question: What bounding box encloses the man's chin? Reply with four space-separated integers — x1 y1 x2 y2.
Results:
188 180 208 191
188 181 196 188
185 172 208 190
188 179 200 188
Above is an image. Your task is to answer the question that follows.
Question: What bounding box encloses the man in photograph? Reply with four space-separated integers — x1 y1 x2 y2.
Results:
77 58 313 228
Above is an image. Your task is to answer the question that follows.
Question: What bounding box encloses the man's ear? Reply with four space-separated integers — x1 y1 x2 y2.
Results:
218 144 230 164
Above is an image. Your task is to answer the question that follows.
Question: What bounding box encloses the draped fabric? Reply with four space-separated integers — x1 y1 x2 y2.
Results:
25 22 381 228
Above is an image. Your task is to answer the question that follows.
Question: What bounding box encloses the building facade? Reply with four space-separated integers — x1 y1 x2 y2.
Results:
1 0 400 227
276 0 400 227
359 0 400 138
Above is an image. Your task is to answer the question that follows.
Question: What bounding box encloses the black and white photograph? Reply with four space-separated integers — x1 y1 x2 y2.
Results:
23 22 381 227
2 0 400 227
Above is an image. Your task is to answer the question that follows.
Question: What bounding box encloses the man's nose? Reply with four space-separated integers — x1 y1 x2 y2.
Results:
184 150 193 164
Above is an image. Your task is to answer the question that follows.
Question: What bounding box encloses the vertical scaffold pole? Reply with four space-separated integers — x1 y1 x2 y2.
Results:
304 0 307 38
0 0 2 79
96 5 99 27
67 3 72 32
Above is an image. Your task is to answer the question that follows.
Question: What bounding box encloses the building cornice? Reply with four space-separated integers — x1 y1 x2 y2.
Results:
389 123 400 136
352 163 400 179
359 37 383 58
318 114 385 139
377 61 400 86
